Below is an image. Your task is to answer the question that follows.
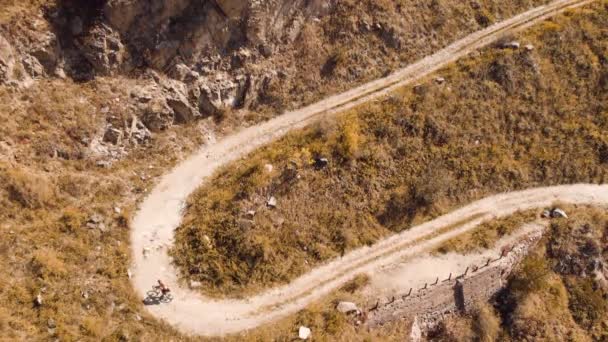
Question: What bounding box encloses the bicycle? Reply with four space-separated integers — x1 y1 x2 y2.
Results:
147 285 174 303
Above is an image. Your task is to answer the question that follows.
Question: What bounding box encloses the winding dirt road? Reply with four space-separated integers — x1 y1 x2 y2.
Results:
131 0 598 336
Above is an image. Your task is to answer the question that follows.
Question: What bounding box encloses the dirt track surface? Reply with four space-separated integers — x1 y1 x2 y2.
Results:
130 0 598 336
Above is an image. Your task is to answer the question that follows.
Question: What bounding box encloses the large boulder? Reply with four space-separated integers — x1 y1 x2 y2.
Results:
196 74 249 115
141 98 174 132
29 31 60 75
336 301 359 314
161 79 200 123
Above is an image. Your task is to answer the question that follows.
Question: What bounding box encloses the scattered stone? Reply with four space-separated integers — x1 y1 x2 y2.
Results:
524 44 535 51
336 301 359 314
551 208 568 219
503 41 521 49
246 210 256 219
264 164 274 173
314 157 329 169
203 235 212 248
47 318 56 329
298 326 311 340
190 280 202 289
114 206 122 214
103 127 123 145
34 293 43 306
127 269 132 279
142 247 151 258
259 44 273 58
96 160 112 168
267 196 277 208
98 222 109 233
541 209 552 219
434 77 446 84
135 314 142 321
129 116 153 144
87 214 105 230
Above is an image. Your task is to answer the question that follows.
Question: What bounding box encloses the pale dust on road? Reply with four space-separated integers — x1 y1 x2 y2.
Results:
130 0 599 337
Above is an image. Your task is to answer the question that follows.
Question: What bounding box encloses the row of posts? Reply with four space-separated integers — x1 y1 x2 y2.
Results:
369 245 513 312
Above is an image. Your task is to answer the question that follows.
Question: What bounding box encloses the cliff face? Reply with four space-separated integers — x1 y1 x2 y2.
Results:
102 0 330 69
46 0 331 78
0 0 554 164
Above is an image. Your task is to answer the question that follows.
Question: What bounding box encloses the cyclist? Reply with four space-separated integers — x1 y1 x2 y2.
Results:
157 279 171 298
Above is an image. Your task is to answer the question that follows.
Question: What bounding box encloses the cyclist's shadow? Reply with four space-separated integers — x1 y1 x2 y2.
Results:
142 293 162 306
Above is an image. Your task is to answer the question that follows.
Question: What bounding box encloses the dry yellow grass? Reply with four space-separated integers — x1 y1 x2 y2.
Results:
173 4 608 299
0 0 51 24
434 210 538 255
0 2 606 341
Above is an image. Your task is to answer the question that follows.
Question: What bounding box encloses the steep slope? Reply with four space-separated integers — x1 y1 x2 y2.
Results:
172 1 606 298
0 0 604 340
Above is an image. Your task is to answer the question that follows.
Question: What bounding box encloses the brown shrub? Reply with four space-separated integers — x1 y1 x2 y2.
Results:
4 168 57 209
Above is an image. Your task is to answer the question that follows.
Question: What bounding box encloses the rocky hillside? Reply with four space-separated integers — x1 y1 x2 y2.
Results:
172 3 608 299
1 0 552 153
1 0 601 340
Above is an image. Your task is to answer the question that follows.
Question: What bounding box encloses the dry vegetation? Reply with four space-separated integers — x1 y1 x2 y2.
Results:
0 0 51 24
0 77 208 339
0 1 606 341
434 210 538 255
174 4 608 299
249 0 554 120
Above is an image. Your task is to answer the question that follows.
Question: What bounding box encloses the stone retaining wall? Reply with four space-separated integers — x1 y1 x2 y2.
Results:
366 231 543 328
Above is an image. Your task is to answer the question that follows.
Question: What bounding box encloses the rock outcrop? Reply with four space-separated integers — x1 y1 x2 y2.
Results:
76 23 125 75
100 0 330 71
0 34 17 84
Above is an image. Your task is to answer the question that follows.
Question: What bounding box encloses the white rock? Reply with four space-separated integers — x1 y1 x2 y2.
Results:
434 77 445 84
336 301 359 314
203 235 211 244
35 293 43 306
298 326 311 340
264 164 274 173
552 208 568 218
190 280 203 288
503 41 521 49
267 196 277 208
525 44 535 51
